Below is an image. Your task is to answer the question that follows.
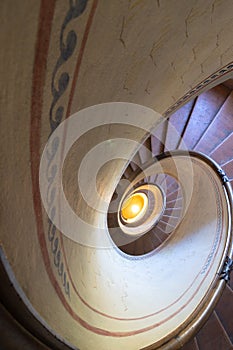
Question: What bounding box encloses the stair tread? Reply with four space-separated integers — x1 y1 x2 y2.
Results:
155 221 173 235
123 166 135 179
166 189 181 203
210 132 233 166
215 285 233 344
164 207 182 216
196 312 233 350
155 173 167 186
165 182 180 196
143 232 156 253
165 99 195 151
149 174 157 183
194 90 233 154
181 85 231 150
130 152 142 171
134 236 145 255
121 241 135 255
151 226 167 243
151 119 168 156
138 138 152 165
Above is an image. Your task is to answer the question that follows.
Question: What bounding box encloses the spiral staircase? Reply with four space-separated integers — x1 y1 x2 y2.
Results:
114 83 233 254
109 82 233 350
1 1 233 350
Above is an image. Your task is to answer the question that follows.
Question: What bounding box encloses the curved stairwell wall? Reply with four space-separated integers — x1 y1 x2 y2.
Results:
1 1 233 349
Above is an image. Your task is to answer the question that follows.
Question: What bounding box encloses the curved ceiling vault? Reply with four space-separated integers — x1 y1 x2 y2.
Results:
0 1 233 350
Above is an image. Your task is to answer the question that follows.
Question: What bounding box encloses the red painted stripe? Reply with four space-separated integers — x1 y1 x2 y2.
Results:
30 0 56 282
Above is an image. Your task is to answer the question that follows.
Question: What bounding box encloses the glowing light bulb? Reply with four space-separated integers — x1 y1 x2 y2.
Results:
131 204 140 214
121 193 148 222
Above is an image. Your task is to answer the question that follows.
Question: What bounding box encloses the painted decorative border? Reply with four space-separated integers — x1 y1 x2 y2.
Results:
46 0 90 299
49 1 88 132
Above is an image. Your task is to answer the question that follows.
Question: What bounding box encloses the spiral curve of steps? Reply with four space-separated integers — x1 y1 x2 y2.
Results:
117 82 233 350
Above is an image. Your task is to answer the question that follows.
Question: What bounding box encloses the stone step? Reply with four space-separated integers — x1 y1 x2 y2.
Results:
182 85 230 150
194 90 233 154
